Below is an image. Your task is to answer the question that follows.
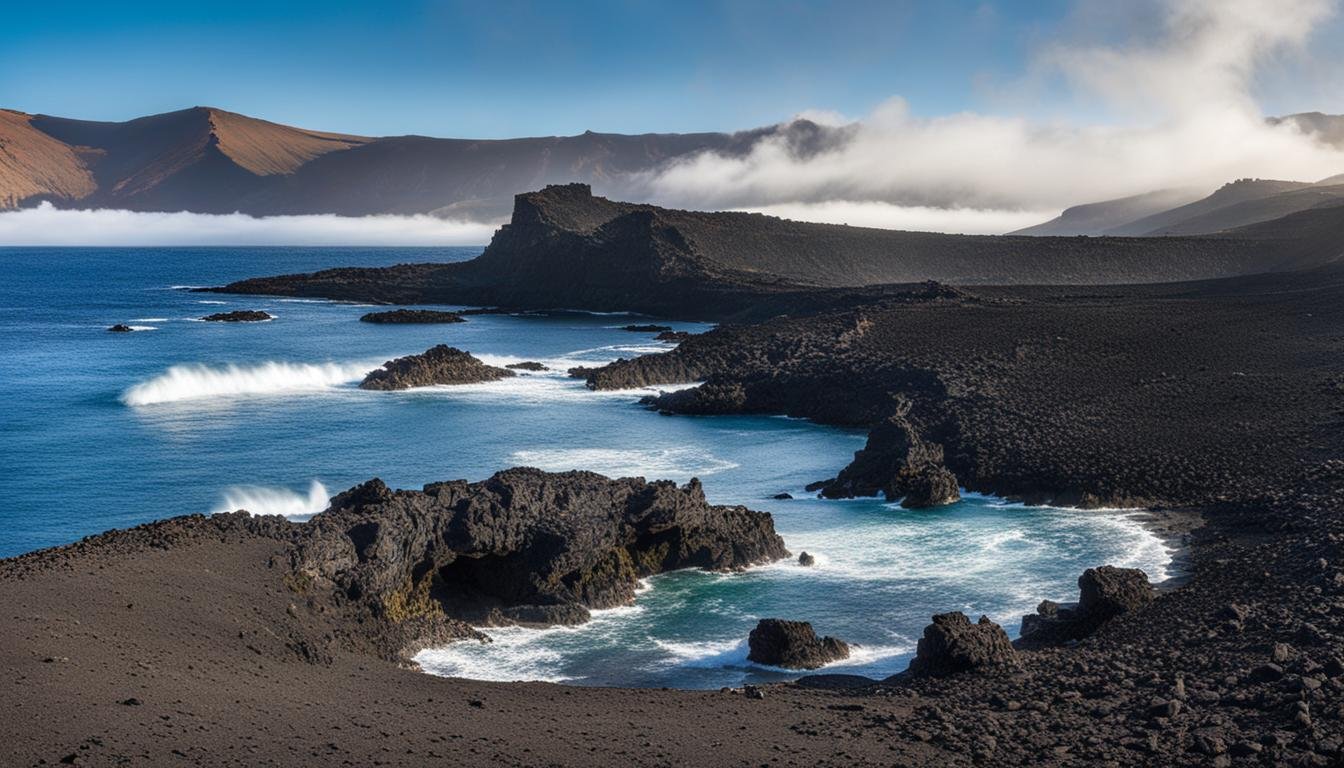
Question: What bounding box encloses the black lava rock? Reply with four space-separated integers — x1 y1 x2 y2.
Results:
747 619 849 669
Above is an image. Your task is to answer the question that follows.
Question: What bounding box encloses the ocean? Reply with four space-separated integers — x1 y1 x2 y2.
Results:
0 246 1171 687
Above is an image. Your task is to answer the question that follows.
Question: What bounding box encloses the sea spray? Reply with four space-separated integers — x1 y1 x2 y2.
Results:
211 480 331 520
121 360 377 405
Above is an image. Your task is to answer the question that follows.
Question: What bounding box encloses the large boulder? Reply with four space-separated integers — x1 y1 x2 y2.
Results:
819 410 960 508
906 612 1016 677
360 345 515 390
747 619 850 669
291 469 790 659
1020 566 1155 644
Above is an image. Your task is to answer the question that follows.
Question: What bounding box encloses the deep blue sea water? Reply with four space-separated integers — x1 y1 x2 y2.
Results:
0 246 1171 688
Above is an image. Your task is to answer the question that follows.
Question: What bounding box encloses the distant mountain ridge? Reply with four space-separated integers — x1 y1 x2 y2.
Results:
0 106 836 219
1013 111 1344 238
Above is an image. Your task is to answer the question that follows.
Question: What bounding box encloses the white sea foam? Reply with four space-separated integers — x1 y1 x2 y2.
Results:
131 317 168 323
211 480 330 520
414 606 644 683
126 325 157 331
510 447 738 480
121 360 376 406
196 300 228 305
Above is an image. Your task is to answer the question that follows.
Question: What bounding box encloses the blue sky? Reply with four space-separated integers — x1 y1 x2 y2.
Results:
1 1 1337 138
0 0 1100 136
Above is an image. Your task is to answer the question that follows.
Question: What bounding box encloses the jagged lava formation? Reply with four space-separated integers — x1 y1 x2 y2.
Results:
203 184 1343 320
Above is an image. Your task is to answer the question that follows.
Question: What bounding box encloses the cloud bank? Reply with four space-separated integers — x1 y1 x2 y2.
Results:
0 203 499 246
645 0 1344 233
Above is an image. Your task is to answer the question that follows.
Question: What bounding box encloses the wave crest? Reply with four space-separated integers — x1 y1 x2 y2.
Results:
121 361 374 406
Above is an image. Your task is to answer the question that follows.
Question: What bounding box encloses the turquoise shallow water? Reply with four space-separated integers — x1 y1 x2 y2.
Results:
0 247 1171 688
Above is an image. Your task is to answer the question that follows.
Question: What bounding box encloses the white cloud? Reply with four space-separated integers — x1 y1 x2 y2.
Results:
645 0 1344 233
0 203 499 246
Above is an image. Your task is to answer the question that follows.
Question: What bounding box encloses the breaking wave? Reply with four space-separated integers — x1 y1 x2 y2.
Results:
210 480 330 520
121 360 376 406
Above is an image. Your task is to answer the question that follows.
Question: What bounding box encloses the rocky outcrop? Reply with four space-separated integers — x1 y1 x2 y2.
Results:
905 612 1016 677
797 551 815 566
817 407 960 508
359 309 465 324
201 310 273 322
623 324 672 333
292 469 789 657
655 330 694 343
359 345 515 390
505 361 548 371
747 619 850 669
1019 566 1156 645
107 324 133 332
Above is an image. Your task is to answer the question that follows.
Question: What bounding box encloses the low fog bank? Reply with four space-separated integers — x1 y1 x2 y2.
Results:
644 0 1344 232
0 203 498 246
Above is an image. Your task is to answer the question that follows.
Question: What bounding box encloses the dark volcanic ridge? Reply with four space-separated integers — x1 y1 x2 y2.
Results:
203 184 1344 321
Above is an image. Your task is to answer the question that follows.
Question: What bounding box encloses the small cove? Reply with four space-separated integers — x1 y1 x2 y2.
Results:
0 246 1172 688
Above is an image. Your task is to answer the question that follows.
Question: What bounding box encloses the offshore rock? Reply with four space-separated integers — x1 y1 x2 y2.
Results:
359 345 515 390
747 619 850 670
359 309 465 324
201 310 273 322
107 324 133 332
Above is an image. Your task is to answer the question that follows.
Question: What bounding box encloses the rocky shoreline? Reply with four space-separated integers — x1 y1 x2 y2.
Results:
8 188 1344 764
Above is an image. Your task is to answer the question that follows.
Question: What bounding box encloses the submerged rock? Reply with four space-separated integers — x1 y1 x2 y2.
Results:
1019 566 1156 644
360 309 465 324
201 310 273 322
906 612 1016 677
622 324 673 333
747 619 850 669
505 361 548 371
107 324 133 333
359 345 515 390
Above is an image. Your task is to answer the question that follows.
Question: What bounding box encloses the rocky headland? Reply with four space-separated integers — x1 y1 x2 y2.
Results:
359 345 515 390
200 184 1344 321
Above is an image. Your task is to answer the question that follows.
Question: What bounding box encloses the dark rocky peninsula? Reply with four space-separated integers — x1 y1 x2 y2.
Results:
359 309 466 324
359 345 515 390
201 309 273 322
199 184 1344 321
